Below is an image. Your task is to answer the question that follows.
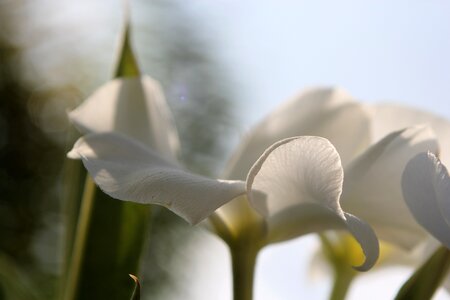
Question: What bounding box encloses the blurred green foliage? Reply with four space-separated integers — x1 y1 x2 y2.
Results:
0 6 65 300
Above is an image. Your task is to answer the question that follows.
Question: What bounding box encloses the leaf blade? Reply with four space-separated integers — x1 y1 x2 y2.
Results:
395 246 450 300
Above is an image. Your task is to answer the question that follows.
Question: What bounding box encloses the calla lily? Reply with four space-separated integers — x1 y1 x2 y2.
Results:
402 152 450 249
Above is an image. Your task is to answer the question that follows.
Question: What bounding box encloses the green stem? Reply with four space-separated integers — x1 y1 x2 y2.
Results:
62 177 96 300
230 243 259 300
330 266 356 300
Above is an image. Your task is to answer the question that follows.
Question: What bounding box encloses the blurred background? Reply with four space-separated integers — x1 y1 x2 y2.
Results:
1 0 450 299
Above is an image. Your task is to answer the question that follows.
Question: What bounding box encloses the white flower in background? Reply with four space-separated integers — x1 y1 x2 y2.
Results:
68 79 380 271
221 88 445 251
402 152 450 249
240 90 450 298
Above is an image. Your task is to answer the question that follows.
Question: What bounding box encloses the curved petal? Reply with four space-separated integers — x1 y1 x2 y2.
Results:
341 126 439 249
343 212 380 271
245 136 378 270
223 88 371 180
68 133 245 225
247 137 344 217
402 152 450 248
266 204 379 271
69 76 179 160
371 104 450 165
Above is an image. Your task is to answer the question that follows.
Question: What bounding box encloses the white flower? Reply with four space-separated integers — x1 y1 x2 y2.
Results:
68 81 381 271
221 88 444 251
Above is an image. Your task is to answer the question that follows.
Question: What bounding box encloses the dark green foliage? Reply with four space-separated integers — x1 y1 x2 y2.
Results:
0 17 63 269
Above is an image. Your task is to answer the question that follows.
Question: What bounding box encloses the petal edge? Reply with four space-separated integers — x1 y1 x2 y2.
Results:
69 132 246 224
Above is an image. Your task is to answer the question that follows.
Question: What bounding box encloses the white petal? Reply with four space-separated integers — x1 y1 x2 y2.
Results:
68 133 245 225
402 152 450 248
341 126 439 249
342 212 380 271
371 104 450 165
223 88 371 180
247 136 344 217
245 137 378 270
69 76 179 160
266 204 379 270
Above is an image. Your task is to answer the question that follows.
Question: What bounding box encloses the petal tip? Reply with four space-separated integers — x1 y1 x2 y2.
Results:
67 149 80 159
344 213 380 272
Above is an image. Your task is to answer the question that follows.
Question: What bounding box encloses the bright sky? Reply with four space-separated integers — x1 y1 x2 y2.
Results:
187 0 450 127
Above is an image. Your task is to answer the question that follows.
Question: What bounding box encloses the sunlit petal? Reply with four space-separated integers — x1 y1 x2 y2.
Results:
341 126 439 249
223 88 371 180
402 152 450 248
371 104 450 165
68 132 245 225
69 76 179 160
246 137 378 270
247 136 344 217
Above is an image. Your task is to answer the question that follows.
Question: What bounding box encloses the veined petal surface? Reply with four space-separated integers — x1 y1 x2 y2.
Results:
247 137 344 217
69 76 179 160
223 88 371 180
246 136 379 270
68 133 245 224
402 152 450 249
341 126 439 249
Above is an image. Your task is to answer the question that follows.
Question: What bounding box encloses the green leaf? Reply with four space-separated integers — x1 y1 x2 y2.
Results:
61 126 86 284
62 18 152 300
63 177 151 300
395 246 450 300
129 274 141 300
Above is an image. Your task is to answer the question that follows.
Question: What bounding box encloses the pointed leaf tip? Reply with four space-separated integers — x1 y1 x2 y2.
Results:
114 18 140 78
129 274 139 282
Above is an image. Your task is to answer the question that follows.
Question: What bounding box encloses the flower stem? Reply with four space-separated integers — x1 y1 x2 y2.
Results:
230 243 259 300
330 265 356 300
62 176 96 300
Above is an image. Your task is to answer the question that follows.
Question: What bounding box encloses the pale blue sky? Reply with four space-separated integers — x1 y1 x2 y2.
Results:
187 0 450 127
